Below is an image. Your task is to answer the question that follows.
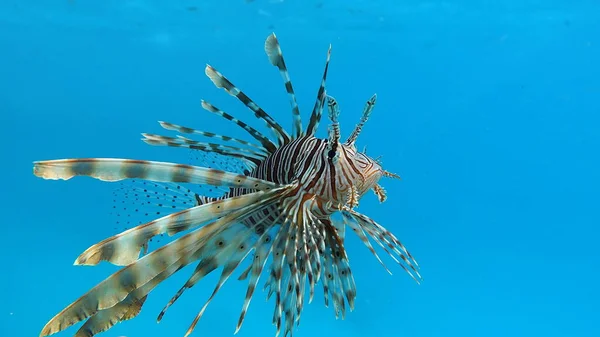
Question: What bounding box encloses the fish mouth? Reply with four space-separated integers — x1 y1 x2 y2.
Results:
357 168 384 196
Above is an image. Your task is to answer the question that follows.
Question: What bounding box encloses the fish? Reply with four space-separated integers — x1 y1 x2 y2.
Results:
33 33 422 337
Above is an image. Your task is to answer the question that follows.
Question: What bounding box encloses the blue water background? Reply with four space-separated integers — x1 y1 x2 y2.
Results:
2 1 599 337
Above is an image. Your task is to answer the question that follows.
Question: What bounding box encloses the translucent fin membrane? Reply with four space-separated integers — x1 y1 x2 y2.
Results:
110 180 201 251
108 150 250 249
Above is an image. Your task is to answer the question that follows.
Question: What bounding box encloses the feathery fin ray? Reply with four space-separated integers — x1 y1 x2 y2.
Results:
346 94 377 146
204 65 290 146
264 33 303 139
306 44 332 136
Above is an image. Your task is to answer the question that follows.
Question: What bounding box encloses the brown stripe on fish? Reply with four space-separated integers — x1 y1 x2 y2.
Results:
170 164 195 183
121 159 151 179
69 158 97 176
76 186 292 267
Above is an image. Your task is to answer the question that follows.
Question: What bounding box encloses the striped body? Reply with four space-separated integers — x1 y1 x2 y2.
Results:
205 135 384 234
33 33 421 337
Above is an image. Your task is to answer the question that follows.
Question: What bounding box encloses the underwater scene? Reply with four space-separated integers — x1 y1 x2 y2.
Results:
2 1 599 337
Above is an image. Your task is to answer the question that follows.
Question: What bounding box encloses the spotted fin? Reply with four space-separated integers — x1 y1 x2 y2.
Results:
321 218 351 320
305 218 323 302
155 193 287 324
110 180 201 257
234 214 284 333
40 183 295 337
183 225 257 337
76 186 290 266
110 180 200 231
40 225 212 337
107 150 245 254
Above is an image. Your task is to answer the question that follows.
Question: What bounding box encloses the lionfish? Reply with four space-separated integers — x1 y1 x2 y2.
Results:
33 33 422 337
